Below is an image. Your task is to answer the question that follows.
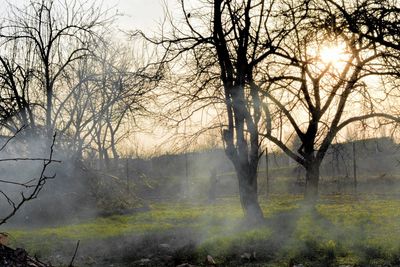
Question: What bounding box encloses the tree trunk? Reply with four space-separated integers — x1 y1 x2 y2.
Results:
305 161 320 201
75 140 84 161
236 165 264 224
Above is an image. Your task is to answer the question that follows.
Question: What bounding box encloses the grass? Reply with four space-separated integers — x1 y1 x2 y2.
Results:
4 194 400 266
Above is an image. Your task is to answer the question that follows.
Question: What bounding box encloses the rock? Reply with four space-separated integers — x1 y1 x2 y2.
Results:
0 233 9 246
241 252 251 260
206 255 216 265
133 258 151 266
84 256 96 265
161 255 173 262
241 252 256 262
160 243 171 249
176 263 197 267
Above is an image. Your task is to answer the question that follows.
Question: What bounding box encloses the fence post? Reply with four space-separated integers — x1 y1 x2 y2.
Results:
353 142 357 194
266 147 270 197
126 157 130 194
185 152 189 197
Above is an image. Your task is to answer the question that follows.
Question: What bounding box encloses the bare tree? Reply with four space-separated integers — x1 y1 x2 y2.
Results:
0 35 38 133
0 0 110 139
0 59 32 132
52 38 159 165
259 0 400 200
141 0 307 222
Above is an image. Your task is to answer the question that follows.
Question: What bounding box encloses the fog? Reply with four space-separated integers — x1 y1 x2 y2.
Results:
2 132 400 266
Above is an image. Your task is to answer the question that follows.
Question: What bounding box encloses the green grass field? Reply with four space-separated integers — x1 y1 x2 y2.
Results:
4 194 400 266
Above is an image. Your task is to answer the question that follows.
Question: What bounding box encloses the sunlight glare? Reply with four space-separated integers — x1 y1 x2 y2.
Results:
320 44 345 64
320 46 343 63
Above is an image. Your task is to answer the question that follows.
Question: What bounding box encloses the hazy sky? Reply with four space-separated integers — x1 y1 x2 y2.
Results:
107 0 165 33
0 0 165 33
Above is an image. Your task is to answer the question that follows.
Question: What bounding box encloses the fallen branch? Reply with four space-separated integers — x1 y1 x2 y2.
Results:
68 240 80 267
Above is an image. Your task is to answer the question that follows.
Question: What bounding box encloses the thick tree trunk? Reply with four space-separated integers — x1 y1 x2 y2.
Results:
236 165 264 224
305 161 320 201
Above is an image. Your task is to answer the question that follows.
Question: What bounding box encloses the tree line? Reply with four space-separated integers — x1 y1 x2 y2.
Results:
0 0 159 163
0 0 159 225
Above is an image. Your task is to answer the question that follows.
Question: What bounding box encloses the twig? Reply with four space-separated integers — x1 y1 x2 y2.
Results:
68 240 80 267
0 158 61 163
0 125 26 152
0 132 60 225
0 178 36 188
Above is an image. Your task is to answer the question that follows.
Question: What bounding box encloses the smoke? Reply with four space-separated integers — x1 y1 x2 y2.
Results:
0 131 54 225
0 131 97 226
2 135 400 266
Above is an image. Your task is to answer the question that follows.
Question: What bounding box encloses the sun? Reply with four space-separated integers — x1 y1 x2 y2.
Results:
319 43 348 68
320 46 342 63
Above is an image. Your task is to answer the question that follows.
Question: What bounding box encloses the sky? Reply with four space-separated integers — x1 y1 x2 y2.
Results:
106 0 165 33
0 0 165 33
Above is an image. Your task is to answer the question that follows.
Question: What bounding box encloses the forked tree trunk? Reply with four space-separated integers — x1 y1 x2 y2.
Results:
212 0 265 223
305 161 320 201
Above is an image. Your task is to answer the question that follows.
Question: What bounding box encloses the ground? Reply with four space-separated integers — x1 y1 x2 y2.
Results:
4 194 400 266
